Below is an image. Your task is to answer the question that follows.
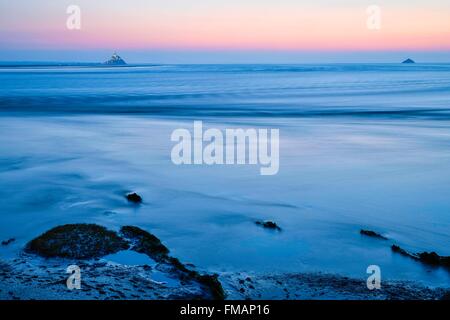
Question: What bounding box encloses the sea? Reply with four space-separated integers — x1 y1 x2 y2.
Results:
0 63 449 287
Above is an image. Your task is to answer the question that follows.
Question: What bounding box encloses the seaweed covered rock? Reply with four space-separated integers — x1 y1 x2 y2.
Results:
255 220 281 231
360 229 388 240
26 223 225 299
120 226 225 299
126 192 142 204
120 226 169 261
196 274 225 300
26 224 129 259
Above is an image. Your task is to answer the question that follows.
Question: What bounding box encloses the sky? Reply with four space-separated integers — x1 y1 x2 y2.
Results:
0 0 449 63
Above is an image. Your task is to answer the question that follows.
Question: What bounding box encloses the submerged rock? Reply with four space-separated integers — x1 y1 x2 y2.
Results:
255 220 281 231
360 229 388 240
1 238 15 246
25 224 129 259
126 192 142 204
391 244 450 268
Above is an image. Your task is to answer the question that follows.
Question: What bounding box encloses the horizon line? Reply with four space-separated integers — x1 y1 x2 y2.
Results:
2 60 450 65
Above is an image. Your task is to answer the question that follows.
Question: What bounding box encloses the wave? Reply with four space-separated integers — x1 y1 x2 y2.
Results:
1 64 450 119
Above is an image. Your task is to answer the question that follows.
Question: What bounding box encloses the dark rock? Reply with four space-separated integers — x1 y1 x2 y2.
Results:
255 220 281 231
441 257 450 268
196 274 225 300
120 225 225 299
441 291 450 300
1 238 15 246
142 264 152 271
167 256 190 273
360 229 388 240
392 245 450 268
418 252 441 265
26 223 226 300
402 58 415 64
120 226 169 261
126 192 142 204
418 252 450 268
391 245 415 258
25 224 129 259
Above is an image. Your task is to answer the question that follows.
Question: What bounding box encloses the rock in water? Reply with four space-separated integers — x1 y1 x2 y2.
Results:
104 53 127 65
1 238 15 246
418 251 450 267
25 224 129 259
255 220 281 231
120 226 225 299
126 192 142 203
391 244 450 268
360 229 388 240
402 58 415 64
120 226 169 261
391 244 413 258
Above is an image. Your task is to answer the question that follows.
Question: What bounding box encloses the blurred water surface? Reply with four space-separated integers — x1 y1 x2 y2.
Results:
0 64 449 287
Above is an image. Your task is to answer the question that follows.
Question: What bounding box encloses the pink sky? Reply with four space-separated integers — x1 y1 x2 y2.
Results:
1 2 450 51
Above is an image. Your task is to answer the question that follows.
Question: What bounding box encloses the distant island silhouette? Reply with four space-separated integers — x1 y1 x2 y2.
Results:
402 58 415 64
104 53 127 65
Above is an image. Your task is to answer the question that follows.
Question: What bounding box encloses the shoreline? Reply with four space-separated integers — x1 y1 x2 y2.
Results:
0 255 447 300
1 223 448 300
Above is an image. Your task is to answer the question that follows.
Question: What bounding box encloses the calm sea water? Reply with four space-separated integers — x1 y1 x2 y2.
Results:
0 64 449 287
